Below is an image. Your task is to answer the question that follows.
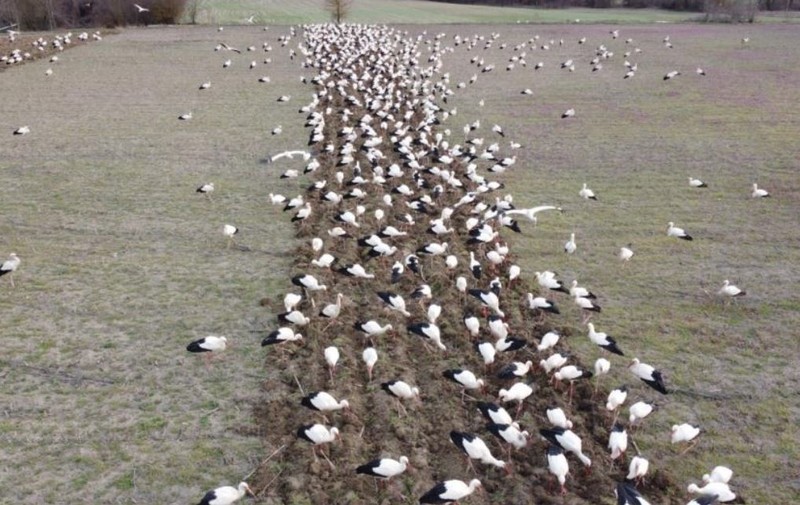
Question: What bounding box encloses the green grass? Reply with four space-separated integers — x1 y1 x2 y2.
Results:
190 0 700 25
186 0 800 25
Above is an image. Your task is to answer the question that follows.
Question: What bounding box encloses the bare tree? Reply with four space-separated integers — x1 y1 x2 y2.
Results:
325 0 351 23
185 0 202 24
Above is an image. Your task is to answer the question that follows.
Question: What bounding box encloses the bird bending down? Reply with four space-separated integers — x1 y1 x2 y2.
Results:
538 427 592 468
419 479 481 504
443 369 484 402
546 445 569 495
186 336 227 367
196 482 253 505
688 482 736 502
671 423 701 454
296 424 339 468
449 431 507 472
223 224 238 248
703 466 733 484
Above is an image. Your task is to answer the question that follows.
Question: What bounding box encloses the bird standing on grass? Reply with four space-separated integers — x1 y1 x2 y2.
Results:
629 358 668 394
751 183 770 198
196 482 253 505
667 222 692 241
0 253 21 287
186 336 227 367
718 280 745 300
196 182 214 198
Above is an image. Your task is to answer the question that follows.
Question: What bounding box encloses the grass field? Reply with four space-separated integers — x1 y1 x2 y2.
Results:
0 19 798 505
188 0 800 25
191 0 700 25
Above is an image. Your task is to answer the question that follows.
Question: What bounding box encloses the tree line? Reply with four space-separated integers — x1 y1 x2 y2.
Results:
0 0 189 30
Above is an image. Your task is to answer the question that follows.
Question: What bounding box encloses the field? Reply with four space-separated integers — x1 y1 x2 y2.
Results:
1 16 799 505
191 0 700 25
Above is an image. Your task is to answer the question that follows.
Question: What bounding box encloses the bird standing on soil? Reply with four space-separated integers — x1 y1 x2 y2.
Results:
0 253 21 287
324 346 339 381
381 380 420 415
546 445 569 495
539 427 592 468
362 347 378 381
196 482 254 505
296 424 339 468
450 431 507 472
13 126 30 135
356 455 410 482
443 369 485 402
419 479 481 504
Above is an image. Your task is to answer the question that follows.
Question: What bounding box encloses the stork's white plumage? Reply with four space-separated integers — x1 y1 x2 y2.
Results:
608 423 628 460
547 445 569 495
579 183 596 200
628 401 654 425
671 423 700 444
419 479 481 504
546 407 572 429
356 456 409 480
687 482 736 502
0 253 21 287
197 482 253 505
362 347 378 380
667 221 693 241
619 246 634 262
627 455 649 482
301 391 349 413
450 431 506 470
718 280 745 299
498 382 533 415
324 346 339 380
564 233 577 254
703 465 733 484
536 331 560 351
751 183 770 198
